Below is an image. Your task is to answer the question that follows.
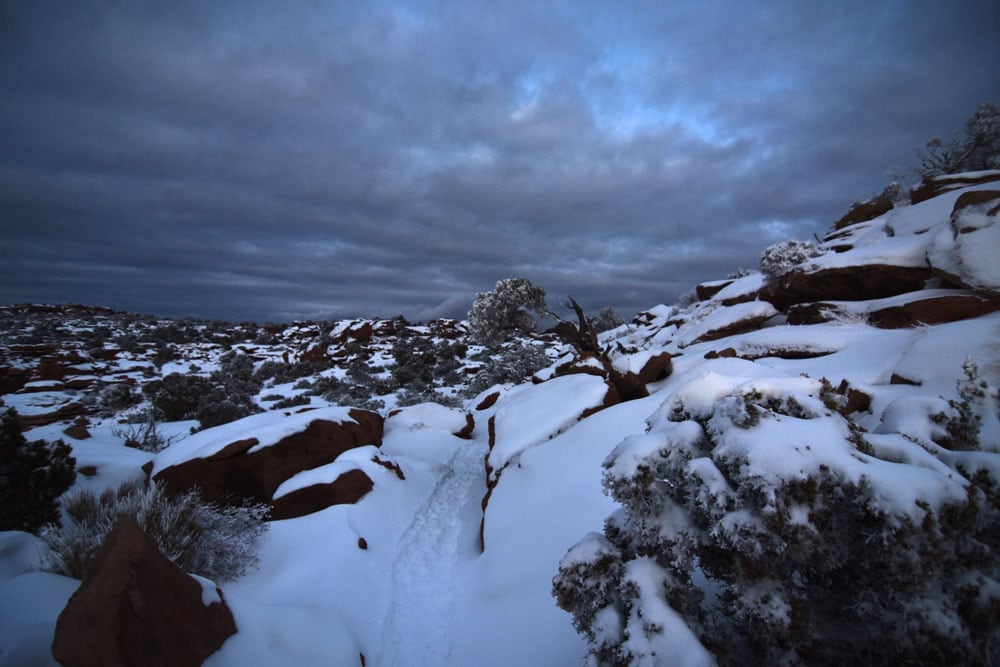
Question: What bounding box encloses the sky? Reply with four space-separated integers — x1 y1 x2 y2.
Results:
2 1 998 324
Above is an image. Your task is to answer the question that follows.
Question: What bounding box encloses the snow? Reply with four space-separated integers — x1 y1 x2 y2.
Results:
0 571 79 667
927 198 1000 292
189 573 224 606
152 405 359 475
272 455 368 500
488 373 613 477
2 172 999 665
674 300 779 348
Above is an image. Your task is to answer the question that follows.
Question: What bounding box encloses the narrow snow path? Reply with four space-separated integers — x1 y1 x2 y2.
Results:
378 439 487 666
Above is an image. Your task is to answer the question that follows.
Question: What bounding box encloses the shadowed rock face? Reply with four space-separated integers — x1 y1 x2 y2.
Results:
770 265 937 311
910 171 1000 204
833 194 894 230
51 517 237 667
155 409 384 512
270 468 375 520
787 293 999 327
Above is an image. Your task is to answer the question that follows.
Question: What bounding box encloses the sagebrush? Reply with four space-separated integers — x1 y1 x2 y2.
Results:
39 478 269 582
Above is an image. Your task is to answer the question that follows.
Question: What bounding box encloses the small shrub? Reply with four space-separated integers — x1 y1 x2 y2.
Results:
39 478 269 582
759 239 823 279
0 409 77 532
589 306 625 333
916 100 1000 176
555 377 1000 666
465 344 551 396
396 388 461 409
99 383 137 413
111 410 175 453
144 353 263 429
144 373 214 421
271 394 311 410
195 387 260 429
467 277 548 346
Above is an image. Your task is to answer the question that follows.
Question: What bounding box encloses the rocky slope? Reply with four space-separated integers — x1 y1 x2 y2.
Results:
0 170 998 665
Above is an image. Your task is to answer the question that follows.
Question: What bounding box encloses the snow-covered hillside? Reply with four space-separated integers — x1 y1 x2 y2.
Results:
1 171 999 665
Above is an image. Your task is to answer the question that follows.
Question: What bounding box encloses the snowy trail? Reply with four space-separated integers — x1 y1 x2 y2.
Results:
378 439 487 667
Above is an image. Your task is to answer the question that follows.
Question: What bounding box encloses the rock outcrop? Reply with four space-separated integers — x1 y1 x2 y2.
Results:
51 517 236 667
155 409 384 514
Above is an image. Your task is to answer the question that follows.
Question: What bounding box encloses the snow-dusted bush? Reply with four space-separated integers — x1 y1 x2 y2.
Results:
464 343 551 397
0 409 76 533
254 360 327 385
39 478 268 582
759 240 823 279
917 101 1000 176
590 306 626 334
144 372 214 421
554 374 1000 666
467 277 548 346
144 352 262 429
99 383 137 413
391 335 466 391
111 409 175 453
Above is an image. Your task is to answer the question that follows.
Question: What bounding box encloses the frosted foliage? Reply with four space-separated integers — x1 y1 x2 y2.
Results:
467 277 547 345
918 101 1000 175
555 376 1000 666
758 240 823 279
39 479 268 582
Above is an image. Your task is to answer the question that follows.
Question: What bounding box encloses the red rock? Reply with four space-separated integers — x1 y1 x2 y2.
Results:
772 265 936 311
868 293 998 327
16 402 88 428
371 455 406 480
63 423 91 440
37 357 67 381
910 171 1000 204
453 413 475 439
430 319 463 339
0 367 30 394
791 291 999 327
298 344 330 365
155 409 384 511
689 311 777 345
269 468 374 520
832 195 893 230
696 279 734 301
704 348 738 359
51 517 236 667
951 189 1000 220
475 392 500 411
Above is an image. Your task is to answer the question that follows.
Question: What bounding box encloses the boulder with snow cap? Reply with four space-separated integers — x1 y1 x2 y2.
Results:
832 193 894 230
153 407 383 512
909 170 1000 204
771 264 935 311
927 190 1000 299
51 517 236 667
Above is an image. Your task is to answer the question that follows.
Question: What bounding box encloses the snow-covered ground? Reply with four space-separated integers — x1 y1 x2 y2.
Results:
1 173 999 665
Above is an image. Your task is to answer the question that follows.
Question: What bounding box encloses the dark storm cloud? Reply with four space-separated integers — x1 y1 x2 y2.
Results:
2 0 998 322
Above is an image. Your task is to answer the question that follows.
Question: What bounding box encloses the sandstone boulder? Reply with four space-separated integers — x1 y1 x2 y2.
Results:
155 408 383 513
788 290 998 328
909 170 1000 204
771 265 936 311
51 517 236 667
0 367 29 395
926 190 1000 299
270 468 374 520
832 194 893 230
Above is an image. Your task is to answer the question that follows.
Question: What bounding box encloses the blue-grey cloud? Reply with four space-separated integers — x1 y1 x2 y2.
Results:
1 0 998 322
